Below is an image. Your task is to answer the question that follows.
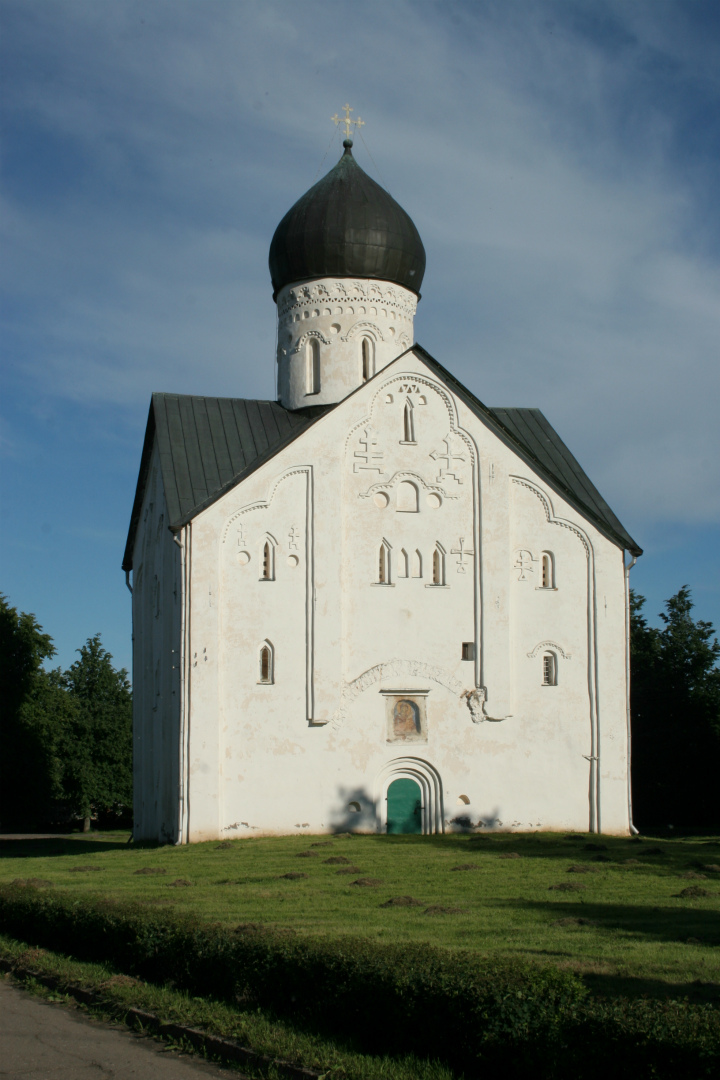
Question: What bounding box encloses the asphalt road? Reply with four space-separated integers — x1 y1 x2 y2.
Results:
0 978 239 1079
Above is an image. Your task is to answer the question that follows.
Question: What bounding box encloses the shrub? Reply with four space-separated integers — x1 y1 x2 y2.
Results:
0 885 717 1077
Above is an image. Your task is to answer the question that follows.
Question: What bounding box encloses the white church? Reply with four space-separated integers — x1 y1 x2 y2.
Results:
124 130 642 844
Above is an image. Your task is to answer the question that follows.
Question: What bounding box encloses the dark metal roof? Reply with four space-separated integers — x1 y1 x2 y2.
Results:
123 354 641 571
122 394 329 571
488 407 641 554
269 141 426 300
410 345 642 556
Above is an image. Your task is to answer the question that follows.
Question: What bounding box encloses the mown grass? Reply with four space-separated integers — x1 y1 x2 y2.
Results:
0 933 455 1079
2 830 719 1001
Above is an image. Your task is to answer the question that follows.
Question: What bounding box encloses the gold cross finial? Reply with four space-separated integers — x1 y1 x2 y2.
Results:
331 103 365 140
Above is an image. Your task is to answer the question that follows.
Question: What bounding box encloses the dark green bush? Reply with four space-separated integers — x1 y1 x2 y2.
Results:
0 885 717 1078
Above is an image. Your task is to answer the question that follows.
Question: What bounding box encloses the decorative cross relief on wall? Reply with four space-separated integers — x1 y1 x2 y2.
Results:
354 426 386 474
451 537 474 574
288 525 301 550
430 434 466 485
514 549 536 581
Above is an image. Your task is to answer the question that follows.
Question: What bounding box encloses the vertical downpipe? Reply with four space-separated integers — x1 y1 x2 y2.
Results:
174 527 192 844
624 553 639 834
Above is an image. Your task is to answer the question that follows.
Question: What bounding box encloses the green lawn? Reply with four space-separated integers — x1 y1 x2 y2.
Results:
2 830 719 1002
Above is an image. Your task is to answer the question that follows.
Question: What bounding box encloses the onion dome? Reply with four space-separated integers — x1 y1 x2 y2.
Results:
269 139 426 300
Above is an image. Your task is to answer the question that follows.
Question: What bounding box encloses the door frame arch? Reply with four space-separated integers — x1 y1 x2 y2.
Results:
375 757 444 835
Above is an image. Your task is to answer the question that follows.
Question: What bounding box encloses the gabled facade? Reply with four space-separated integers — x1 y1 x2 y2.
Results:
124 138 640 843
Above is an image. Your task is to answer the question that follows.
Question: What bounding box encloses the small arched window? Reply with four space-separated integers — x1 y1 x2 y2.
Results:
412 549 423 578
258 641 274 684
261 539 275 581
361 337 374 382
542 651 557 686
541 551 555 589
399 548 409 577
306 338 320 395
378 540 391 584
432 544 445 586
403 398 416 443
396 480 419 513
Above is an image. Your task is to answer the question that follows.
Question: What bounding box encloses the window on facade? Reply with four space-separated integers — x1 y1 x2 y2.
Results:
461 642 475 661
412 549 423 578
542 652 557 686
306 338 320 395
541 552 555 589
432 544 445 585
361 337 374 381
378 541 391 584
403 398 416 442
399 548 409 577
259 642 274 684
261 540 275 581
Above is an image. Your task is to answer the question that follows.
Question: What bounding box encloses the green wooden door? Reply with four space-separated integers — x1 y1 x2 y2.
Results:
386 778 422 834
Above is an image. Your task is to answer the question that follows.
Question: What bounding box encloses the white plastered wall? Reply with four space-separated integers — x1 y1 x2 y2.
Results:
178 349 630 840
130 442 183 843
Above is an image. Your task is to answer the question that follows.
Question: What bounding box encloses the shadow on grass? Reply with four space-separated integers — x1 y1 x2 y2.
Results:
332 831 720 867
0 837 137 859
500 897 720 946
581 969 720 1006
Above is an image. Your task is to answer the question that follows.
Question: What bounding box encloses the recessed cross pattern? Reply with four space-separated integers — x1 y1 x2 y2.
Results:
354 427 385 473
288 525 301 550
451 537 474 574
431 436 466 484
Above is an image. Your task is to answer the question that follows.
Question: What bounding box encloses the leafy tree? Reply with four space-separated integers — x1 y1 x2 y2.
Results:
0 596 67 828
60 635 133 823
630 586 720 827
1 597 132 830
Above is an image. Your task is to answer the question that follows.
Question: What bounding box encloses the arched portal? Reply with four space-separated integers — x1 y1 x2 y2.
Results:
387 777 422 834
376 757 444 835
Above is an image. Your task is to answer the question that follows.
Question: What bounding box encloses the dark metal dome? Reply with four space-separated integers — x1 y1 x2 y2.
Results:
269 140 426 300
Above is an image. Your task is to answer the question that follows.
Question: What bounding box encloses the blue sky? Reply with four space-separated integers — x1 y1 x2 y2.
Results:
1 0 719 675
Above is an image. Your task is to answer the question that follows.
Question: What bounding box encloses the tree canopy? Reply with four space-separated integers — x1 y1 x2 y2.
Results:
630 586 720 827
0 596 132 830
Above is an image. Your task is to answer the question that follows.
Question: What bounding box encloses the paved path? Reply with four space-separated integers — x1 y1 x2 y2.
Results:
0 978 239 1079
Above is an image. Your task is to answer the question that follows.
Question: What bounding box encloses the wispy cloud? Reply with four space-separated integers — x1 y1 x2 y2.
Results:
2 0 719 663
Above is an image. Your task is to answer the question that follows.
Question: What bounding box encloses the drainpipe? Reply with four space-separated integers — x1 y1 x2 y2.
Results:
624 553 639 835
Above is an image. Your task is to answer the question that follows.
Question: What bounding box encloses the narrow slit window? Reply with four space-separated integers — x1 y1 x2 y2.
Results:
432 544 445 585
259 642 274 684
361 338 374 381
542 652 557 686
399 548 409 577
403 398 415 442
412 549 422 578
378 541 391 584
541 552 554 589
261 540 275 581
306 338 320 395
